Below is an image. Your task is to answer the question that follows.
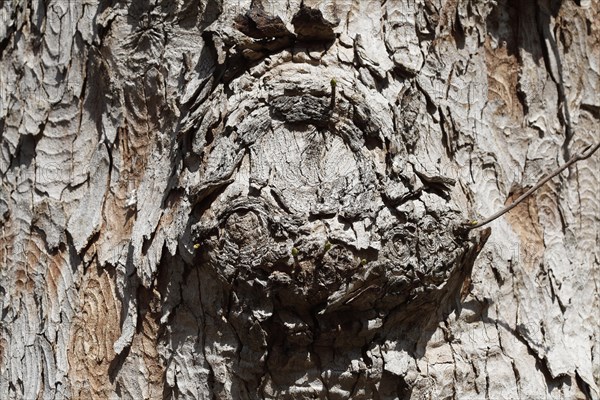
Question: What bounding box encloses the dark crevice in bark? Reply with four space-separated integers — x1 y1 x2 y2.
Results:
497 314 572 393
93 0 118 47
575 370 593 399
107 337 132 384
0 16 15 60
535 1 573 159
438 108 457 158
579 103 600 119
291 5 337 42
452 7 466 50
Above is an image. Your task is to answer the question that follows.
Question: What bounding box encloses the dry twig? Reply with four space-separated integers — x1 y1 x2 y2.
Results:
468 141 600 230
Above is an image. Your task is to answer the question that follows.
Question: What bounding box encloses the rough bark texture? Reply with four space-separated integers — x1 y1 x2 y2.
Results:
0 0 599 399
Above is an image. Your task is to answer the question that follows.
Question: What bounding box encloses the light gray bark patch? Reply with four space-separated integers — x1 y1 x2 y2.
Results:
66 145 110 253
32 199 66 251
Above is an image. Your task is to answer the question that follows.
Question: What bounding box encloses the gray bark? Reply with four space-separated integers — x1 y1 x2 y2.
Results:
0 0 598 399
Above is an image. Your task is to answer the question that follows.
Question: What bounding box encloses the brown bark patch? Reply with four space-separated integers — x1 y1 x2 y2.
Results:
68 264 121 398
45 246 69 308
505 191 544 273
235 6 291 39
3 231 44 295
126 286 165 398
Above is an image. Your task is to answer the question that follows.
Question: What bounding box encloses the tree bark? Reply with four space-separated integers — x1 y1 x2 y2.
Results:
0 0 598 399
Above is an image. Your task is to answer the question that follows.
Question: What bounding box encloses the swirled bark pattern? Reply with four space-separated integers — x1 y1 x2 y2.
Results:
0 0 598 399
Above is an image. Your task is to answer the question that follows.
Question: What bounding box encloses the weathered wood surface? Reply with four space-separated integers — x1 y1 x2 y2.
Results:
0 0 598 399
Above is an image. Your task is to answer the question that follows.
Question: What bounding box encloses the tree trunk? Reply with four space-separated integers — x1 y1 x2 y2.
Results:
1 0 598 399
